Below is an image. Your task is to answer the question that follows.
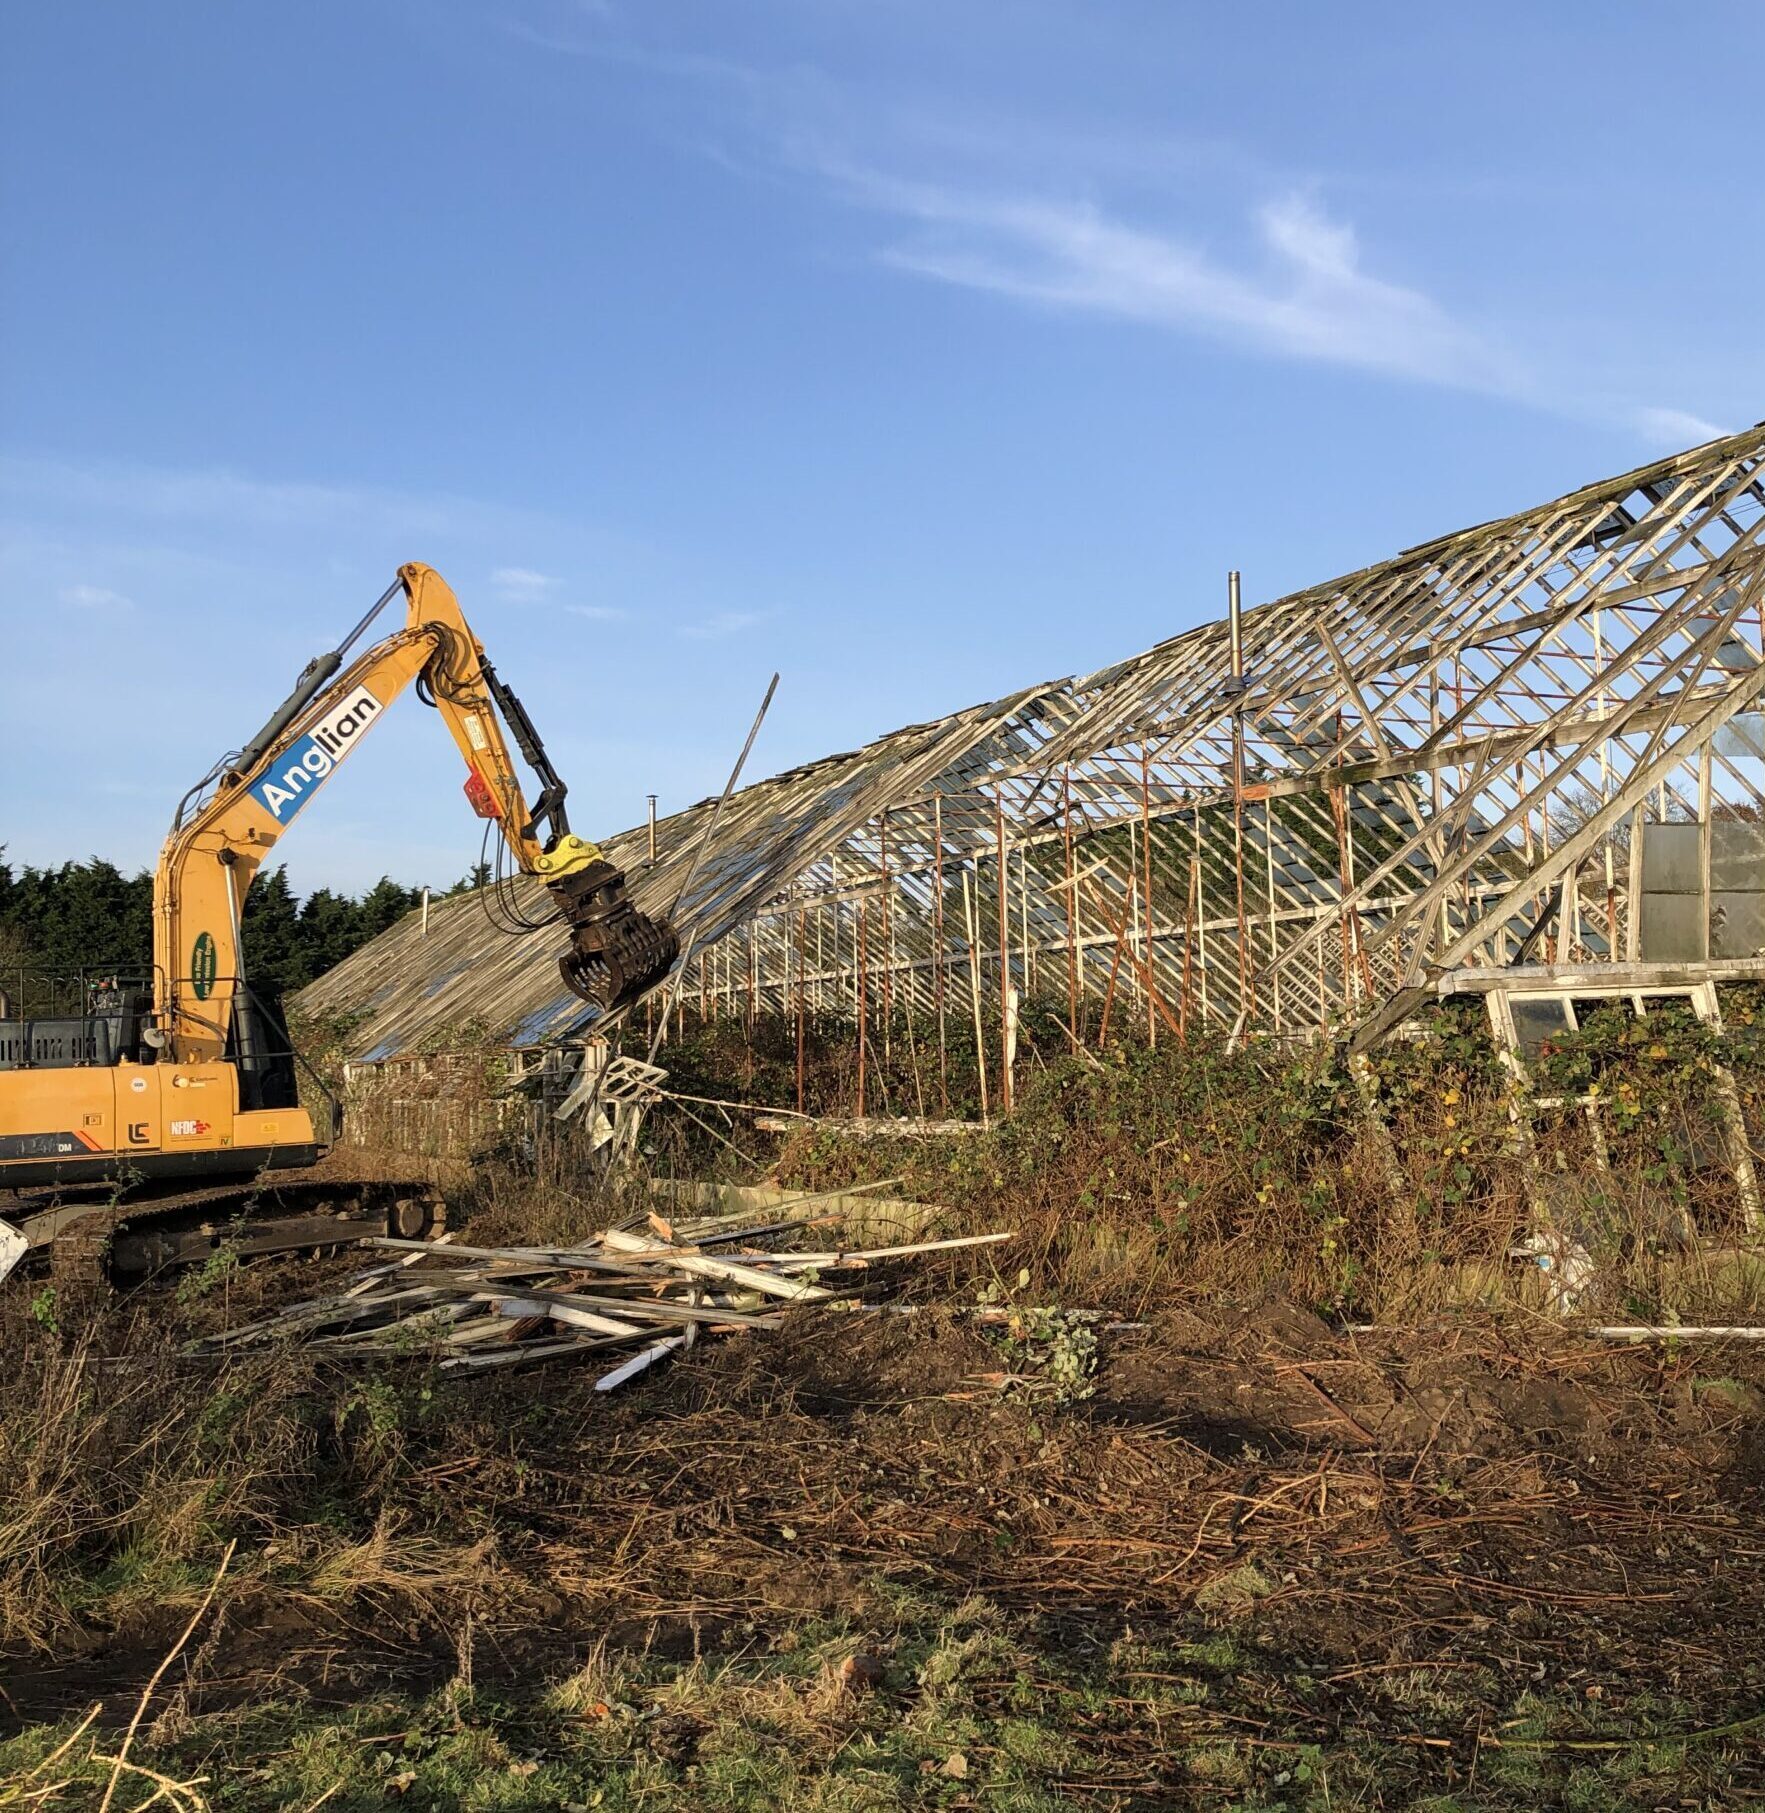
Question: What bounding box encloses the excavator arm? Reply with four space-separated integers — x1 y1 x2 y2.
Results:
153 562 677 1064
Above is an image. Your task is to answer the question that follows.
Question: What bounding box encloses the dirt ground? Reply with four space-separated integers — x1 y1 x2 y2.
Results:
7 1254 1765 1809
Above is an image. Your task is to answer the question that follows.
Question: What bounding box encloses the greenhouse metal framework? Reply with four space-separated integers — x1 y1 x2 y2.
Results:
301 423 1765 1074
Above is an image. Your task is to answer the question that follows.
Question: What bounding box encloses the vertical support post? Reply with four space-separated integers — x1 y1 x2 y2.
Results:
1130 822 1144 1024
1181 855 1198 1040
1429 644 1448 956
879 812 893 1062
962 868 990 1126
1263 797 1280 1035
1331 717 1353 1011
646 794 658 865
1594 609 1617 959
933 796 948 1115
1627 804 1645 960
796 904 807 1116
1605 839 1618 961
1141 746 1158 1048
1020 845 1033 1000
996 794 1013 1114
1538 753 1554 961
856 899 868 1120
1063 767 1080 1051
420 887 430 939
1700 737 1714 961
1315 917 1326 1038
1229 570 1251 1022
1518 760 1544 960
1455 658 1470 936
1194 806 1209 1022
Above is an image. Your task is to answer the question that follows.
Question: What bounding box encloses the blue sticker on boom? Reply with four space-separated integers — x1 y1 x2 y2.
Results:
248 686 382 824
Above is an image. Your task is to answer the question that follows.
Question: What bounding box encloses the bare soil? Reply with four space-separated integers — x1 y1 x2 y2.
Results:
8 1272 1765 1805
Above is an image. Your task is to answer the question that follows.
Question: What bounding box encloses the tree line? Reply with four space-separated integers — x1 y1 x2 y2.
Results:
0 855 485 1010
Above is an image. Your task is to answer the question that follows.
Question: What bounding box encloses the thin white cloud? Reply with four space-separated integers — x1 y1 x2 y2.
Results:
0 453 503 541
61 583 133 610
679 609 769 641
502 0 616 54
497 28 1723 446
841 167 1517 396
566 602 627 621
1632 406 1730 448
491 565 557 597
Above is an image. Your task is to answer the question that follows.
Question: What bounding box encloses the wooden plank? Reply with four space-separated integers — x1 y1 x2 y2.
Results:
764 1230 1018 1269
598 1229 836 1301
594 1336 688 1392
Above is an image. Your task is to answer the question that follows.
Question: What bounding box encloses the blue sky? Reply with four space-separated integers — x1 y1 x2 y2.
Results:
3 1 1760 895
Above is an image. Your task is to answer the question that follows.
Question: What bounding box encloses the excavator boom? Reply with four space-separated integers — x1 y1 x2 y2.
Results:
0 564 678 1282
155 562 678 1065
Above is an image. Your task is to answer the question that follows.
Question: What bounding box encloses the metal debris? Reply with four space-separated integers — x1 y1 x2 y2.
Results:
0 1217 25 1287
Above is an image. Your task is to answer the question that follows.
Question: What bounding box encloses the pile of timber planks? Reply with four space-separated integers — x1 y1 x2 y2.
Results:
191 1209 1013 1391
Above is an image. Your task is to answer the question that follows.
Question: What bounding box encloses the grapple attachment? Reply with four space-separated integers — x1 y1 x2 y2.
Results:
552 859 680 1014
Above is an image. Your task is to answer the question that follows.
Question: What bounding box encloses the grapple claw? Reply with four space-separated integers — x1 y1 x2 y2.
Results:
551 859 679 1014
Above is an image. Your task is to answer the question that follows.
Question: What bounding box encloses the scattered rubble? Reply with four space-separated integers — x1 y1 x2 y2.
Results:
189 1209 1013 1385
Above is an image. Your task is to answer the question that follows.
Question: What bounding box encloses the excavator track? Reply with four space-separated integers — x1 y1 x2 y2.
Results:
17 1168 446 1292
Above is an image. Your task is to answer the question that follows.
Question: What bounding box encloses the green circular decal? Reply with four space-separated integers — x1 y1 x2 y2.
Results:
191 931 218 1000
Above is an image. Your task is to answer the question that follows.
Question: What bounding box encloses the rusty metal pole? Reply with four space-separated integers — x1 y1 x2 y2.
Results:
962 868 990 1126
996 794 1013 1114
1140 747 1158 1048
934 796 949 1116
1020 844 1033 1000
1188 844 1203 1044
1229 571 1252 1023
856 899 868 1120
1264 797 1281 1035
796 904 807 1116
1063 767 1079 1051
879 811 893 1064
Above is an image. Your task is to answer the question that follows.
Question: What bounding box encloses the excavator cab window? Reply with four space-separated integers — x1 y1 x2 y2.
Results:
0 973 152 1069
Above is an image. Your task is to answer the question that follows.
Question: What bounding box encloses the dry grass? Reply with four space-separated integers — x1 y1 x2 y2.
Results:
7 1295 1765 1808
0 1327 301 1653
8 1000 1765 1805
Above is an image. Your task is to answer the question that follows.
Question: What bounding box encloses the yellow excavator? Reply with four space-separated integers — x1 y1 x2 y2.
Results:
0 563 677 1285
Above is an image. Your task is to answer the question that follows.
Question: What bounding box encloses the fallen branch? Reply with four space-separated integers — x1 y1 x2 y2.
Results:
97 1540 235 1813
